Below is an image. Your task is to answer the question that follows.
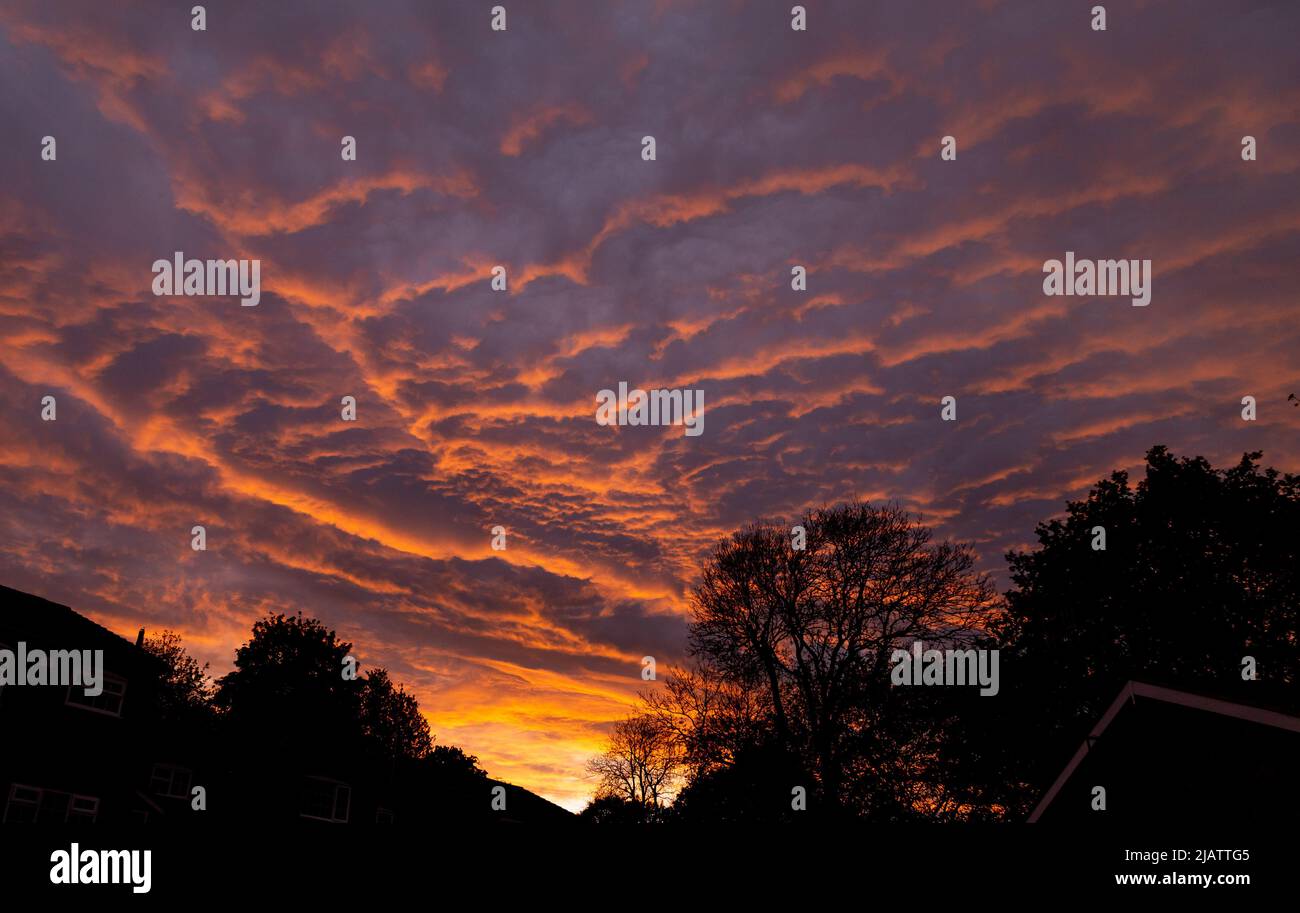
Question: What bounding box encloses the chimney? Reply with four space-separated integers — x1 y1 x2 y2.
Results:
135 627 145 648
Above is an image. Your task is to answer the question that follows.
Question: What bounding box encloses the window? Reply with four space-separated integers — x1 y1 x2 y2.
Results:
66 674 127 717
149 764 192 799
375 807 394 824
3 785 99 823
68 795 99 823
3 785 40 823
300 777 350 823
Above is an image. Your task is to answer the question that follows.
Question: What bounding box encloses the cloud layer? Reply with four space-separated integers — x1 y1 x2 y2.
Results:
1 0 1298 809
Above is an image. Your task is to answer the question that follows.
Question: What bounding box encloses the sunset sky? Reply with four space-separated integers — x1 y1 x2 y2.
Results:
1 0 1297 811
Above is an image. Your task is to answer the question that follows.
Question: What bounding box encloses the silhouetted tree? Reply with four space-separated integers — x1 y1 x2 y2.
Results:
214 613 363 756
360 668 433 761
586 501 1003 821
993 446 1300 803
643 662 771 783
666 741 808 823
586 714 680 818
578 794 653 824
685 501 1000 817
141 630 214 725
425 744 487 779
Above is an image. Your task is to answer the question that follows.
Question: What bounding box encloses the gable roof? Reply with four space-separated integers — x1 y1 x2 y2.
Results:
0 584 136 647
1028 680 1300 822
0 583 165 677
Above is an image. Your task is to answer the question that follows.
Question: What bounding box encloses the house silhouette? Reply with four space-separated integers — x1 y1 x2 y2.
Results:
1029 680 1300 823
0 585 174 823
0 585 572 825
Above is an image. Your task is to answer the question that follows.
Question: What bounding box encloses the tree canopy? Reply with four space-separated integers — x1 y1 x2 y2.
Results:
585 448 1300 822
994 446 1300 792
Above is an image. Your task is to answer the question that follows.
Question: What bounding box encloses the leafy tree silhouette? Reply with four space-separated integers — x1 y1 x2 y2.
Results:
214 613 362 756
988 446 1300 808
578 795 654 824
666 741 807 823
200 612 507 821
360 667 433 762
141 629 215 726
425 744 487 779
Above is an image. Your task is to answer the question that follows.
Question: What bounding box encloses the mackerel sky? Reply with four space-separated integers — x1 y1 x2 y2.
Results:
1 0 1297 809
